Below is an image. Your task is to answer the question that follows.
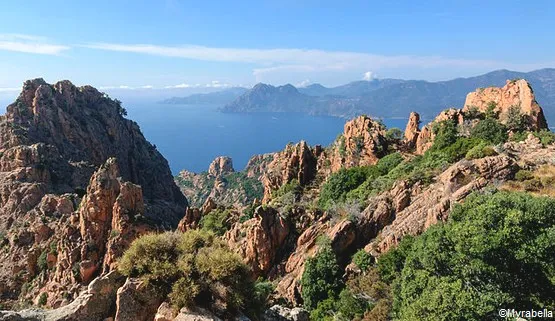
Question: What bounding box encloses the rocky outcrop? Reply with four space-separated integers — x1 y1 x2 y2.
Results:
404 112 420 148
0 79 183 308
225 206 291 278
463 79 548 130
1 79 186 224
262 305 309 321
364 154 517 254
114 278 165 321
0 271 125 321
208 157 234 177
328 115 387 172
176 155 268 209
415 108 464 154
261 142 320 202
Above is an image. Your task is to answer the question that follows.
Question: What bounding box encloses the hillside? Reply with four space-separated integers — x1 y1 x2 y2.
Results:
222 68 555 122
1 79 554 321
161 87 248 105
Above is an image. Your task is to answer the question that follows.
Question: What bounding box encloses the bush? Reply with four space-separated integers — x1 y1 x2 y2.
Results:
301 242 343 310
318 167 373 209
431 120 458 151
505 105 529 132
352 249 374 271
38 292 47 306
515 169 534 181
465 142 497 160
470 118 508 144
37 250 48 272
386 128 403 141
199 208 232 235
534 129 555 146
119 230 258 316
272 179 301 199
385 192 555 320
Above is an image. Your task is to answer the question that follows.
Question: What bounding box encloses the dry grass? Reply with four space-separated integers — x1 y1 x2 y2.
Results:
501 165 555 197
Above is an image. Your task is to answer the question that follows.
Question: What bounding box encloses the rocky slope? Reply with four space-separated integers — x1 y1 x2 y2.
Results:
0 80 186 309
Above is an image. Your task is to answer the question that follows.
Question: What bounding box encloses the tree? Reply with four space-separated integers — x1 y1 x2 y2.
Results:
386 128 403 141
431 120 458 151
301 242 343 310
505 105 528 132
469 118 508 144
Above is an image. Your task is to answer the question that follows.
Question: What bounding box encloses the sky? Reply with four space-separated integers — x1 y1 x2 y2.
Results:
1 0 554 101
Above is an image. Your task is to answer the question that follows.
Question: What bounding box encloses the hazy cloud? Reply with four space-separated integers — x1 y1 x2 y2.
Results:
0 34 69 55
363 71 377 81
297 79 312 87
0 87 20 92
83 42 511 77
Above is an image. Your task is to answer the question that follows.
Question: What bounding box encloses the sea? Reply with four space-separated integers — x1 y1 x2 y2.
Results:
125 103 409 174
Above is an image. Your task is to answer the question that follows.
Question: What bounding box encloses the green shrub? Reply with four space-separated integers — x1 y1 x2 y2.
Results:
384 192 555 321
431 120 458 151
38 292 47 306
319 167 372 209
199 209 232 235
465 142 497 160
352 249 374 271
119 230 257 316
515 169 534 181
470 118 508 144
505 105 529 132
534 129 555 146
301 243 343 310
37 250 48 272
272 179 301 199
386 128 403 141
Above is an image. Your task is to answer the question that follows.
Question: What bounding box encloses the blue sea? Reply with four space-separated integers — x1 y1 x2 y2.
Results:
125 103 409 174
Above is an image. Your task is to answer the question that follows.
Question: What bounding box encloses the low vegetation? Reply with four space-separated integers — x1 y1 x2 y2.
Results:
302 191 555 321
119 230 267 317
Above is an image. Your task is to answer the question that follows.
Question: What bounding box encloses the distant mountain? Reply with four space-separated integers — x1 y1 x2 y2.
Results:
224 83 316 113
161 87 248 105
222 69 555 124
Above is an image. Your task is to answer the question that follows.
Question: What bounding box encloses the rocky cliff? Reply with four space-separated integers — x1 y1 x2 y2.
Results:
0 79 186 308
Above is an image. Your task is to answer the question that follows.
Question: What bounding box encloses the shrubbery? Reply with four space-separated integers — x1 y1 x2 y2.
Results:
469 118 508 144
380 191 555 320
119 230 260 316
199 208 232 235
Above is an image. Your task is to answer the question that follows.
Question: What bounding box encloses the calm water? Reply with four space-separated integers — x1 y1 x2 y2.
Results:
125 104 408 174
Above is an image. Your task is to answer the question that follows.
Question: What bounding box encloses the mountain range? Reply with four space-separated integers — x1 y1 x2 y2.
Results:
164 69 555 123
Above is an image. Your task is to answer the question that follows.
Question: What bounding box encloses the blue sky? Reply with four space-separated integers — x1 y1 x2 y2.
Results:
0 0 554 99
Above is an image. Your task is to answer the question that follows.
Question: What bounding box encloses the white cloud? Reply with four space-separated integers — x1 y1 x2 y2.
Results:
0 34 69 55
82 42 511 77
140 85 154 89
363 71 377 81
205 80 231 88
297 79 311 87
0 87 20 92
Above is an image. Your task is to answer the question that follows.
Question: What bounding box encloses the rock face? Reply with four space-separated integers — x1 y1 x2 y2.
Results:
262 305 309 321
208 156 234 177
0 271 125 321
225 206 291 277
0 80 185 308
261 141 320 202
404 112 420 148
328 115 387 172
463 79 548 130
176 155 269 209
261 116 387 202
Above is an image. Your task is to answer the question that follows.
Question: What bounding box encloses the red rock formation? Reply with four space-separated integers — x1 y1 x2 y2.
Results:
225 206 291 277
403 112 420 148
328 115 388 172
463 79 548 130
208 156 234 177
261 141 320 202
